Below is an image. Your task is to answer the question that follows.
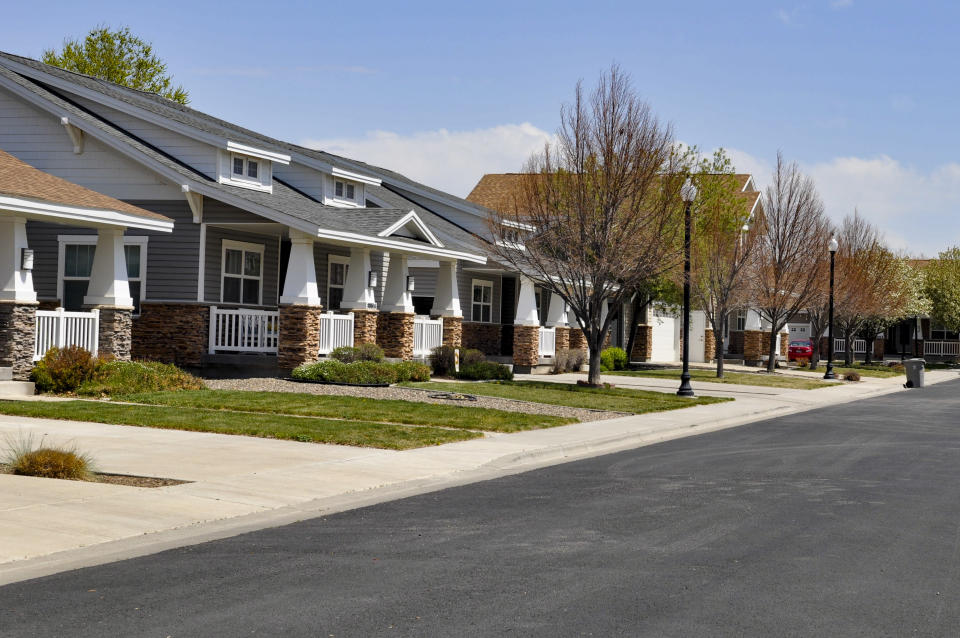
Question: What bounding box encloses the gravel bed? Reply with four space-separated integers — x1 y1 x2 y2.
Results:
204 377 626 423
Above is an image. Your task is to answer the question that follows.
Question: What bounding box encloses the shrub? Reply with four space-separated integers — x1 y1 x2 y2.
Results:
456 361 513 381
430 345 456 376
393 360 431 383
78 360 204 397
552 348 587 374
3 433 93 481
461 349 485 366
31 346 100 394
795 357 810 369
330 343 384 363
599 347 628 372
844 371 861 382
292 360 399 385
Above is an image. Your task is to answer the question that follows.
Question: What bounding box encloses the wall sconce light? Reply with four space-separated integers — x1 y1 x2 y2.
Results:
20 248 34 272
406 275 415 292
367 270 378 288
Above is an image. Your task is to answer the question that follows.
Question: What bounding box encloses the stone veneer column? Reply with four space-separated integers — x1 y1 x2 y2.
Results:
742 330 764 364
631 325 652 362
779 332 789 359
352 309 379 345
0 302 37 380
94 306 133 361
377 312 414 359
278 305 324 369
442 316 463 349
512 325 540 371
568 328 587 350
132 303 209 366
704 328 716 363
555 326 570 352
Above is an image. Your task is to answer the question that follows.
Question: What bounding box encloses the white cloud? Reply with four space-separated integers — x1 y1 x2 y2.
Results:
301 123 553 198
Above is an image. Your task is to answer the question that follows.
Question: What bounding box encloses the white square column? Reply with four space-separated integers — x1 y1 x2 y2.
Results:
0 217 36 303
381 252 414 313
280 230 321 306
545 292 568 327
430 261 462 317
340 247 376 310
84 228 132 308
514 276 539 326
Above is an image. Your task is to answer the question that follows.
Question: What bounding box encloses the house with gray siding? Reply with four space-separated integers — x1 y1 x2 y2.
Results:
0 51 580 372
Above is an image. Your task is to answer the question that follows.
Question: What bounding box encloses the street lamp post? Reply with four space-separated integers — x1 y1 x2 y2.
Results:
677 178 697 397
824 236 839 380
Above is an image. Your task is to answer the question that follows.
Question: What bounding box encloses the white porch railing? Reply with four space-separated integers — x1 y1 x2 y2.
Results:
34 308 99 361
834 338 868 355
208 306 279 354
538 326 557 357
319 312 355 355
924 340 960 357
413 316 443 357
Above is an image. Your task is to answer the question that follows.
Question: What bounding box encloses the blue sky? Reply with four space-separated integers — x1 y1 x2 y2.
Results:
5 1 958 255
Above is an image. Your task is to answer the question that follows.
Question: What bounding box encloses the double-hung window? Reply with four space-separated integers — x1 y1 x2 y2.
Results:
735 309 747 332
472 279 493 323
221 240 263 305
58 235 147 314
327 256 349 310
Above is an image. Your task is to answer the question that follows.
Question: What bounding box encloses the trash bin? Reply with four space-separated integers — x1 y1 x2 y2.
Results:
904 358 925 388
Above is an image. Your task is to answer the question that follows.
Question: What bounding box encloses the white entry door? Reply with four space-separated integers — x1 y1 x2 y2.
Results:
689 311 707 363
650 307 677 362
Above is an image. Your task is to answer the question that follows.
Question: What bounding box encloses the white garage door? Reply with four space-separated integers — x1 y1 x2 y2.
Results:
789 323 811 341
650 312 678 362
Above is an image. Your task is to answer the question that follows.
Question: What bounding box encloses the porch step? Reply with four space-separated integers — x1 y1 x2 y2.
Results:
0 367 12 381
0 380 35 397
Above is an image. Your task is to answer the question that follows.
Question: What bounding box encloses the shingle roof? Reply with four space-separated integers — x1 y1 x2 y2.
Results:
0 148 171 223
0 51 499 220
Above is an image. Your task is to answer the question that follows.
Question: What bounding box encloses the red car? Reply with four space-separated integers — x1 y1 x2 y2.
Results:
788 340 813 361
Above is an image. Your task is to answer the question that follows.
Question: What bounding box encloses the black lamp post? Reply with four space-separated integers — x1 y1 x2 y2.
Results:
677 178 697 397
824 236 839 380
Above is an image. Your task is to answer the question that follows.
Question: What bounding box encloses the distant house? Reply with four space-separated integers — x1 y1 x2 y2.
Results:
0 51 589 374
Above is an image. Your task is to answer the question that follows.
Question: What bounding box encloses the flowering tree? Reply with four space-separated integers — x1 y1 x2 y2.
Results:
922 247 960 331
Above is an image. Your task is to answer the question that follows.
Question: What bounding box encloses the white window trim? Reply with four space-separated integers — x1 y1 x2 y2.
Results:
471 278 493 323
56 234 148 313
327 255 350 311
332 178 359 205
218 151 273 193
221 239 264 306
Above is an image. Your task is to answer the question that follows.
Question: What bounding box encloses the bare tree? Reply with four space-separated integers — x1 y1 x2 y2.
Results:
688 150 759 378
750 153 829 372
486 65 685 386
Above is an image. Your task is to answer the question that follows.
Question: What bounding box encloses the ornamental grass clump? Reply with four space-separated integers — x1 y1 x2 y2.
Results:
292 360 400 385
3 433 94 481
78 360 204 397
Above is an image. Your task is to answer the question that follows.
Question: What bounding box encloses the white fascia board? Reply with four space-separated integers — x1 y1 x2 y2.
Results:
743 175 755 192
226 141 291 165
316 227 485 264
330 166 381 186
748 192 762 218
377 210 443 247
501 219 535 231
0 194 173 232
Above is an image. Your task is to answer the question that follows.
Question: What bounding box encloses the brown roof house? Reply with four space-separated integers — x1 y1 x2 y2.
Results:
0 149 172 381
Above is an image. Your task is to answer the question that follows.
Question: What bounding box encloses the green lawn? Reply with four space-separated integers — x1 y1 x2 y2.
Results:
795 362 904 378
0 400 479 450
123 390 575 433
406 380 730 414
605 368 835 390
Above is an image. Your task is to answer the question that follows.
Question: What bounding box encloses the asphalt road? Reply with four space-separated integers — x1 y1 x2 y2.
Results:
4 380 960 637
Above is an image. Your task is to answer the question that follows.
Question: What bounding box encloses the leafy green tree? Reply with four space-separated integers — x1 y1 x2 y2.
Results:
43 26 188 104
923 247 960 331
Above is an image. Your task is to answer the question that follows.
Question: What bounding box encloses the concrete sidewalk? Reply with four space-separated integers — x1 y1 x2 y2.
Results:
1 369 955 585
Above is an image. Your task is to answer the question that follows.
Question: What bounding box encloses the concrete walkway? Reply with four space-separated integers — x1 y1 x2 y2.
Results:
1 369 955 585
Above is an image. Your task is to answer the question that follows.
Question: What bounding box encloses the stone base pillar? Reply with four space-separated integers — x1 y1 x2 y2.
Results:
441 316 463 349
779 332 789 358
132 303 209 366
743 330 779 365
93 306 132 361
461 321 501 355
278 305 324 369
631 325 652 361
0 302 37 380
569 328 587 350
555 326 570 352
351 309 379 345
377 312 414 360
704 328 716 363
512 325 540 371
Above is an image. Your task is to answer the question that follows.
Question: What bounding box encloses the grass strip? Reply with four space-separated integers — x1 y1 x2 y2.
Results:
121 390 575 432
606 368 835 389
406 381 730 414
0 400 480 450
791 362 904 378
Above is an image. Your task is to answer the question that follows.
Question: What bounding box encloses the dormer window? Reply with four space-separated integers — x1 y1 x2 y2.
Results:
219 149 273 192
335 180 356 201
232 154 260 182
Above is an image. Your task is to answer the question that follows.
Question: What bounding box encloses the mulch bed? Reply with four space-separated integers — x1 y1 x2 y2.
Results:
0 464 189 488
